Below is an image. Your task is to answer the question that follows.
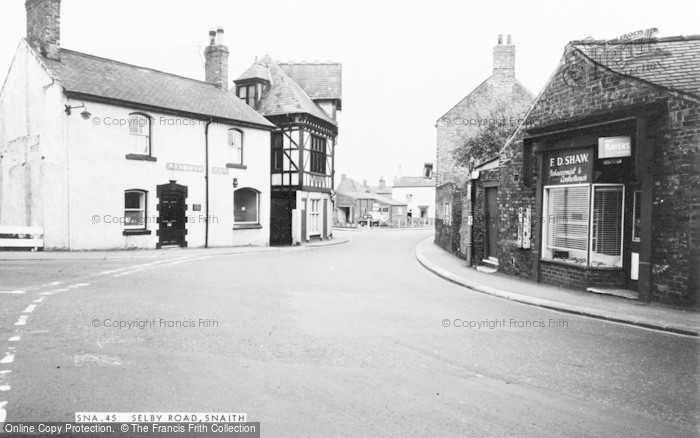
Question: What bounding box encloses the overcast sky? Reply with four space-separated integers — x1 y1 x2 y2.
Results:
1 0 698 185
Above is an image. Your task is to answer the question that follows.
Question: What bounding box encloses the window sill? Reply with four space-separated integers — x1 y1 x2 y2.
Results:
233 224 262 230
226 163 247 169
126 154 157 162
123 229 152 236
540 258 623 271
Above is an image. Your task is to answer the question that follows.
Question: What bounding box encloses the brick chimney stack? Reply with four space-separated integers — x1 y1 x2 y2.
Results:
26 0 61 61
379 177 386 190
493 34 515 81
204 27 229 90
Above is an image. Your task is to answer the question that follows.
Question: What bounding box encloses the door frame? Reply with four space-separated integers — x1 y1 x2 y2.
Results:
483 182 499 262
156 180 188 249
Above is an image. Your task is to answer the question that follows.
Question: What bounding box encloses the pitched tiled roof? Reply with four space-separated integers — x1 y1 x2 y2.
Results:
235 61 271 83
393 176 435 188
337 191 407 206
36 44 274 128
278 62 342 101
336 177 366 193
572 35 700 99
251 55 336 125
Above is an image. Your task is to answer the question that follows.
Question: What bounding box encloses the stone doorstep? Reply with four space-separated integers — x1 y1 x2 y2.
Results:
586 287 639 300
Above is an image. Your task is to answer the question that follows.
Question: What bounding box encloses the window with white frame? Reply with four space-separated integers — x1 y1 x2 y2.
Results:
406 194 413 203
310 199 320 234
128 113 151 155
233 188 259 225
124 190 146 229
228 129 243 165
542 183 624 268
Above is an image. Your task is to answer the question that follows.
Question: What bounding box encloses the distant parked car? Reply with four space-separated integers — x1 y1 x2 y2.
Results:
361 212 387 227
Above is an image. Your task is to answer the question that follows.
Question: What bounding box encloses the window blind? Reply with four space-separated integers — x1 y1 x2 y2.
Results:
547 185 589 251
592 186 623 256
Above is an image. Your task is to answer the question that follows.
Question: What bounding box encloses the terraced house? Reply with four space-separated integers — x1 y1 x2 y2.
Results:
0 0 275 250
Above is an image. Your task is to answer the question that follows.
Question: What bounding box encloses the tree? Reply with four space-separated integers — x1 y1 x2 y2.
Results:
453 106 515 168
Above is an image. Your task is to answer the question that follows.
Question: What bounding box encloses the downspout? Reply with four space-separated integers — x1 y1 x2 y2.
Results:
204 118 212 248
465 180 473 266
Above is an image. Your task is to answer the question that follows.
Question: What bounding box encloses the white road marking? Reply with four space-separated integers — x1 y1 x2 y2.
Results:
0 355 13 364
34 298 44 303
0 386 9 392
7 337 19 342
0 290 24 295
95 267 131 275
41 281 62 287
0 371 10 376
159 256 212 267
0 401 7 423
23 304 37 313
68 283 90 288
37 288 69 296
113 268 146 277
14 316 27 326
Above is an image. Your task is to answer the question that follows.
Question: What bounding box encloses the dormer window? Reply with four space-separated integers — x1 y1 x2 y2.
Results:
237 84 257 107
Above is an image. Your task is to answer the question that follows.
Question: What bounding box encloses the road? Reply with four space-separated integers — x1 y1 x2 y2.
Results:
0 229 698 437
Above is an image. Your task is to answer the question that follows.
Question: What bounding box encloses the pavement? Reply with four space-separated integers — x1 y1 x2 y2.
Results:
0 234 350 261
416 236 700 337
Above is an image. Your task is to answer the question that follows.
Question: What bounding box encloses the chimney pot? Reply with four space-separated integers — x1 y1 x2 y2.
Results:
216 26 224 45
507 34 512 45
498 34 503 44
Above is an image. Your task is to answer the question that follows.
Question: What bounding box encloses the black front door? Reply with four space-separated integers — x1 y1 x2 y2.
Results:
484 186 498 260
157 181 187 248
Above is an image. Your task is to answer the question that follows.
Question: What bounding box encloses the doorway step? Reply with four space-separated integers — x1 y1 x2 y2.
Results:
476 258 498 274
586 287 639 300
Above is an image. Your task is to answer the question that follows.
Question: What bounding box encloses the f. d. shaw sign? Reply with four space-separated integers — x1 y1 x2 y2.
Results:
544 148 593 185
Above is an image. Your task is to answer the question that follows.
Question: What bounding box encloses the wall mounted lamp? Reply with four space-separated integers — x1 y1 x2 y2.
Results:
64 102 91 119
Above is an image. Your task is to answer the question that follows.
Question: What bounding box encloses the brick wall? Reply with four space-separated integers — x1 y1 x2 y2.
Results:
26 0 61 60
498 45 700 306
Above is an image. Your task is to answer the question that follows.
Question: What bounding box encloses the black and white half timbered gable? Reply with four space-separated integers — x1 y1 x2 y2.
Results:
235 56 342 245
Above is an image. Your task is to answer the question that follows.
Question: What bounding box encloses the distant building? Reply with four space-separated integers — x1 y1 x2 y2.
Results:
434 35 534 256
234 58 342 245
392 163 436 220
0 0 274 250
335 175 407 225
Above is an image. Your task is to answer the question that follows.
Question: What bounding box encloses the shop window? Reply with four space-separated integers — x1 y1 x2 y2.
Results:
590 185 624 267
228 129 243 165
542 183 624 268
309 199 321 234
124 190 146 229
233 188 259 225
128 113 151 155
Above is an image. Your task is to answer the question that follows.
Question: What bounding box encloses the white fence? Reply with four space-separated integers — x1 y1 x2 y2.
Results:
0 226 44 250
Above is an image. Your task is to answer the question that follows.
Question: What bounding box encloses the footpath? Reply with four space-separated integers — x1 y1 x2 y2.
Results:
416 237 699 336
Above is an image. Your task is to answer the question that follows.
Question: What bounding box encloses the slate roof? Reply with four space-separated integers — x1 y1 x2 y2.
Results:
572 35 700 99
36 44 274 128
247 55 336 126
278 62 342 102
336 176 366 193
235 61 271 83
393 176 436 188
338 191 407 206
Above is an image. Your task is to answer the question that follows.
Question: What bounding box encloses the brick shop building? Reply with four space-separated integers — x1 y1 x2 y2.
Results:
435 35 534 257
497 35 700 306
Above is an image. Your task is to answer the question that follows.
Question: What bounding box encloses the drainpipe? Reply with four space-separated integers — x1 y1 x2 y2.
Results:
464 180 473 266
204 118 213 248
